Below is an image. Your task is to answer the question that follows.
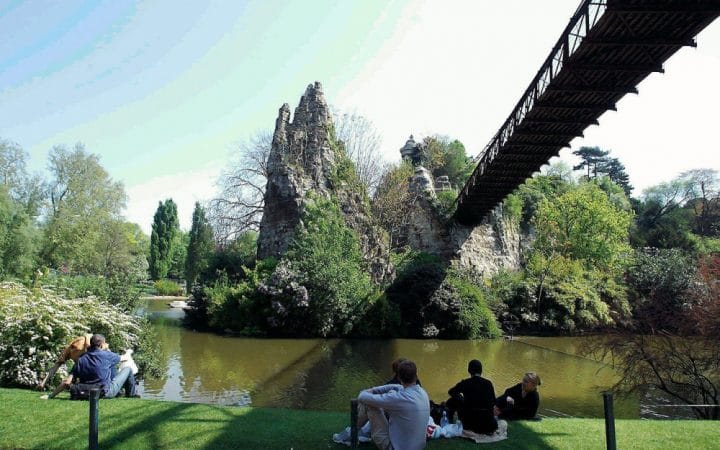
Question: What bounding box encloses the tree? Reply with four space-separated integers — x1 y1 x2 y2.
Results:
597 255 720 419
505 172 572 230
0 139 45 217
0 188 37 279
96 221 150 281
372 162 416 248
208 131 271 245
149 199 179 280
186 203 214 290
42 144 127 274
526 182 633 330
332 109 385 194
534 182 633 269
626 249 697 331
600 157 633 196
572 146 609 178
422 136 473 189
632 169 719 250
678 169 719 237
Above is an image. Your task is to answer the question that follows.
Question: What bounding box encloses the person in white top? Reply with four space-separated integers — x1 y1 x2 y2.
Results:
357 360 430 450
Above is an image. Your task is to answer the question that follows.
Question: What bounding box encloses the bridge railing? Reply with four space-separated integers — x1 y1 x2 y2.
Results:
459 0 608 205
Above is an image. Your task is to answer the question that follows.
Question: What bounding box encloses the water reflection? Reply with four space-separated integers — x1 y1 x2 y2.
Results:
139 299 638 418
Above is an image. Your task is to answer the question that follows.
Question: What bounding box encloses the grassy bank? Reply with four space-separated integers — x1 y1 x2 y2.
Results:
0 388 715 449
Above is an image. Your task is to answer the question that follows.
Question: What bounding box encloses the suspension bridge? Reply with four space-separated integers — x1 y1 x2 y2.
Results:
455 0 720 225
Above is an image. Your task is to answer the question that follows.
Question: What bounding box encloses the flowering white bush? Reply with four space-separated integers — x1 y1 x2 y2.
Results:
0 282 142 387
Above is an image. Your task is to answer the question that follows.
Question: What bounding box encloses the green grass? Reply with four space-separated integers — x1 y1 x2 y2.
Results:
0 388 716 449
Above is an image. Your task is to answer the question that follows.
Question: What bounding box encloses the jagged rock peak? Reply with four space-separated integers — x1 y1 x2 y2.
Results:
292 81 330 130
258 82 393 283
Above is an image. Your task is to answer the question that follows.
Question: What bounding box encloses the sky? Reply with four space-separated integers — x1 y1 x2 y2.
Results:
1 0 719 234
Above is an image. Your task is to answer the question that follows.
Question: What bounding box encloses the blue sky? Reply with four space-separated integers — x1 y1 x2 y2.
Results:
2 1 719 233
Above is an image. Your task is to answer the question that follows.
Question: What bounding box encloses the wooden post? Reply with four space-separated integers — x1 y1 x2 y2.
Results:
350 398 358 449
603 392 616 450
89 388 100 450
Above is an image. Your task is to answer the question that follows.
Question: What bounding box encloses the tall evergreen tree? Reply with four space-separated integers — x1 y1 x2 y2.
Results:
149 199 179 280
600 157 633 197
185 202 214 290
572 146 609 178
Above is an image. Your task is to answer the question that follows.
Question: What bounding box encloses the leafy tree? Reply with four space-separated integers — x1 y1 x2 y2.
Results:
96 220 150 282
168 230 188 280
526 182 633 330
384 251 500 338
631 169 719 250
422 136 473 189
149 199 179 280
626 248 696 331
186 202 215 290
534 182 633 269
503 171 572 230
41 144 127 274
0 139 45 217
631 199 695 250
200 231 258 285
0 188 37 279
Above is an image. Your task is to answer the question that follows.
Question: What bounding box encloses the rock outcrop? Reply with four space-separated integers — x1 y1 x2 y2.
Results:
402 169 521 276
257 82 392 282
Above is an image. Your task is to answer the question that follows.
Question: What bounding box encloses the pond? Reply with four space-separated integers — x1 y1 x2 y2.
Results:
137 299 639 418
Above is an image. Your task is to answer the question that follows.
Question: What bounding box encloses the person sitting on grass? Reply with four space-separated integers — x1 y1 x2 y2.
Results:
44 334 138 399
39 334 106 399
495 372 541 420
357 359 430 450
446 359 498 435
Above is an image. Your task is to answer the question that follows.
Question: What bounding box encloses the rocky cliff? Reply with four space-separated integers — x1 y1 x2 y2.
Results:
257 82 392 282
402 168 521 276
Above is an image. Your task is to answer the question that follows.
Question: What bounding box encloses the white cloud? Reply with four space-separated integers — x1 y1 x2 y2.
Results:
124 163 223 235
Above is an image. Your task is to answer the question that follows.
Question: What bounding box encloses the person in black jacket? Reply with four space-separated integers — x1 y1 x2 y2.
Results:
495 372 541 420
446 359 497 434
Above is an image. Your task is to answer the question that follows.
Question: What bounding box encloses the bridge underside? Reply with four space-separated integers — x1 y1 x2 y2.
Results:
455 0 720 226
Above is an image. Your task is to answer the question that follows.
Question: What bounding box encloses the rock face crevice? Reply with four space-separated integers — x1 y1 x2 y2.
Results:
257 82 392 282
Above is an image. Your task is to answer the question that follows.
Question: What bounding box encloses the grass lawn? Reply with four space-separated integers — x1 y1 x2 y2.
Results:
0 388 716 449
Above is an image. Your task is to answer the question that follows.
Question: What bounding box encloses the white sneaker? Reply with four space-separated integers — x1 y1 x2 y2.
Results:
332 427 351 446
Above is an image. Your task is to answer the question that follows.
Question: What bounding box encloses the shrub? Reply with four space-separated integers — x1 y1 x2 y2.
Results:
626 248 695 331
434 190 458 218
153 279 184 296
351 293 401 337
187 258 276 335
45 274 142 312
0 282 157 387
384 251 500 338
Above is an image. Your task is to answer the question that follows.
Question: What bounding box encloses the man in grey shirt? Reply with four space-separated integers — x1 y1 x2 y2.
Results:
357 359 430 450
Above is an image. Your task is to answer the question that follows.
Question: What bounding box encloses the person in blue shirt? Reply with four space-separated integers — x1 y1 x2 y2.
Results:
70 334 137 398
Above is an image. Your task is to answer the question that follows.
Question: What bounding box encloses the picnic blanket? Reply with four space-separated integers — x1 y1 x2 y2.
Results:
460 419 508 443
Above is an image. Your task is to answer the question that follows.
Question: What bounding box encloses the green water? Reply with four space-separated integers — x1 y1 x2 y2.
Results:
139 299 638 418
